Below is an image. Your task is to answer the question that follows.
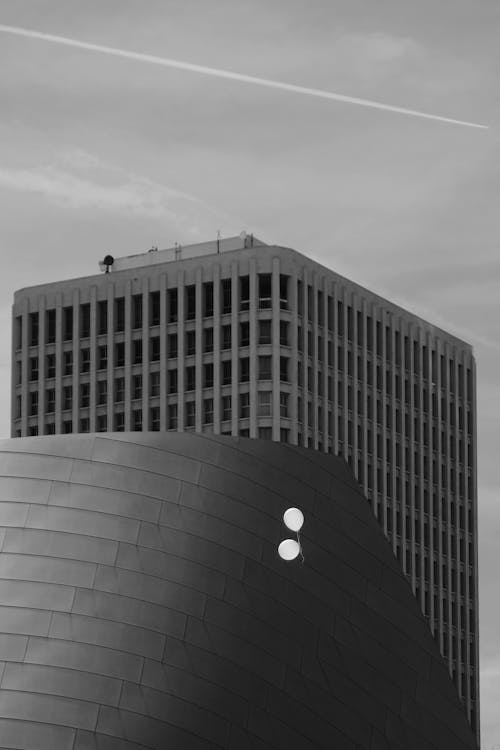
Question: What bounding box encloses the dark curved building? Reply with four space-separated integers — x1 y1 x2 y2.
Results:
0 432 477 749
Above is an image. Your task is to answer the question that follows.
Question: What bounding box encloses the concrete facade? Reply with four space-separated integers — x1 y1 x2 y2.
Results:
11 235 479 736
0 432 478 749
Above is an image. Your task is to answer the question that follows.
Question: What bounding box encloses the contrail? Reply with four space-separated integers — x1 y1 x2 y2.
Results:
0 23 488 129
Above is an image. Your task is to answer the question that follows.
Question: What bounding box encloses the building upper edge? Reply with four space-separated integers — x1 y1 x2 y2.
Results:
12 239 474 351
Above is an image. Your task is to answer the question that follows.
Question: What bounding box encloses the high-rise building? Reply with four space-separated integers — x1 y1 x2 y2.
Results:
11 233 479 738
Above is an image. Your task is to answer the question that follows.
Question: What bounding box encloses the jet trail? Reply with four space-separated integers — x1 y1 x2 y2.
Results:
0 23 488 129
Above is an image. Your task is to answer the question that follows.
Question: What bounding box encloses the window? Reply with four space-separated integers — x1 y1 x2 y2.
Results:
280 392 289 417
132 409 142 431
80 348 90 374
240 322 250 347
186 366 196 391
79 417 90 433
133 340 142 365
114 298 125 332
186 285 196 320
258 274 272 309
222 325 231 349
204 363 214 388
97 380 107 405
28 312 41 348
114 412 125 431
150 407 160 431
62 312 73 347
46 309 56 344
222 395 231 421
132 374 142 400
168 288 178 323
168 404 178 430
63 385 72 411
98 345 107 370
222 360 232 385
15 316 22 349
46 389 55 413
257 390 271 416
63 350 73 376
240 357 250 382
203 282 214 317
44 422 55 435
167 333 178 358
168 369 178 394
150 337 160 362
150 372 160 397
29 426 38 436
80 303 90 338
132 294 142 329
259 427 272 440
203 328 213 353
29 357 39 382
29 391 38 416
221 278 232 314
240 392 250 418
97 414 107 432
185 401 195 427
150 291 160 326
280 321 289 346
280 356 289 382
203 398 214 424
97 301 107 335
258 356 272 380
259 320 271 345
15 361 21 386
240 276 250 311
115 342 125 367
80 383 90 408
279 275 289 310
115 377 125 402
15 395 21 419
186 330 196 356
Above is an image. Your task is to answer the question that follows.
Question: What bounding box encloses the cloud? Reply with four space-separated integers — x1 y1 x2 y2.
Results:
0 149 238 236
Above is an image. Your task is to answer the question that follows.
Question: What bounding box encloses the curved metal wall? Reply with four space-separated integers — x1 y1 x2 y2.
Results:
0 433 477 750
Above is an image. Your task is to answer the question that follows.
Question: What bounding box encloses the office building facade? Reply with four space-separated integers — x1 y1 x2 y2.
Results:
11 234 479 737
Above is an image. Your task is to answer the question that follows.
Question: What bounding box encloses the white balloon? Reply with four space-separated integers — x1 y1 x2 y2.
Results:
278 538 301 561
283 507 304 532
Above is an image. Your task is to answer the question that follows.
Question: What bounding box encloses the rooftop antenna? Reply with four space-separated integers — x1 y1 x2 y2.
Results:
216 230 221 254
98 254 114 273
240 230 247 248
148 245 158 253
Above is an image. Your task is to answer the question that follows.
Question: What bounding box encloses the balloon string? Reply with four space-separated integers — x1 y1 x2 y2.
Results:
297 530 305 564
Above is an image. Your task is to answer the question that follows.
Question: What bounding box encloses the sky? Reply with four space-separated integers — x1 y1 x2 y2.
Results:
0 0 499 745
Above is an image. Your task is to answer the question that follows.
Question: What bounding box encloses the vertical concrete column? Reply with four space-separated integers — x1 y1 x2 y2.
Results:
341 287 348 463
434 338 444 639
271 257 280 442
416 331 425 609
37 295 46 436
400 321 408 568
124 280 132 431
442 341 451 663
20 299 29 436
301 268 308 445
72 289 80 432
451 351 460 686
289 268 298 445
360 298 368 494
408 325 416 592
213 264 221 433
107 283 115 430
331 282 339 456
321 278 329 452
54 293 63 434
142 277 150 431
231 261 239 436
352 292 358 474
425 332 434 622
159 273 167 431
248 259 257 438
311 273 319 450
389 316 397 556
89 286 97 432
470 353 480 741
177 270 185 431
195 268 203 433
